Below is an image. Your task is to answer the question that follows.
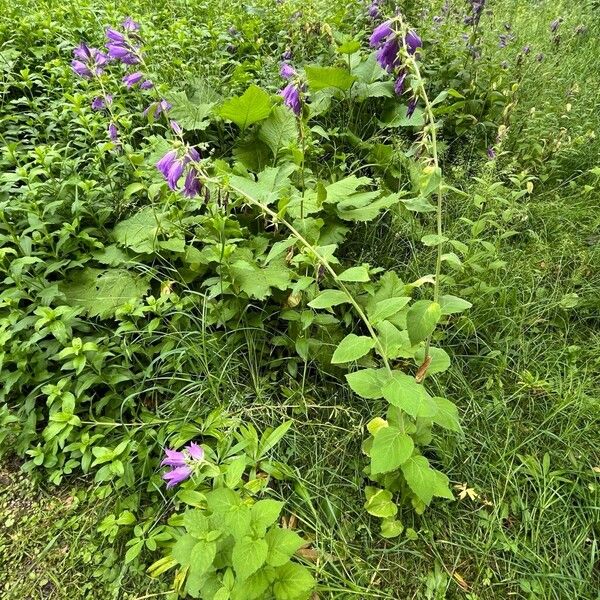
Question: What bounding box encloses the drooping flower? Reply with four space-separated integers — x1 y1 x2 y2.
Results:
369 20 393 47
106 42 140 64
108 122 118 142
487 146 496 159
73 43 92 61
368 2 379 19
161 441 206 488
183 168 202 198
71 60 92 78
156 149 178 178
163 465 192 488
280 63 296 80
167 160 186 190
140 79 154 90
187 146 201 162
122 17 140 32
143 99 172 118
122 71 144 88
405 30 422 55
105 27 126 44
71 45 108 78
170 120 183 135
91 94 112 110
281 83 301 115
394 72 407 96
376 38 400 72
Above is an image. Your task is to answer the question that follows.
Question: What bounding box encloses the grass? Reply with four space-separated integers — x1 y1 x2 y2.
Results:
1 0 599 598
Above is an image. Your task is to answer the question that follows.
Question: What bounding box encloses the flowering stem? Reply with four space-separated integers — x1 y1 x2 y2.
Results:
212 177 392 373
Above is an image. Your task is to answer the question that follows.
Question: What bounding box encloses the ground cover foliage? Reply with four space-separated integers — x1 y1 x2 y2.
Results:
0 0 599 598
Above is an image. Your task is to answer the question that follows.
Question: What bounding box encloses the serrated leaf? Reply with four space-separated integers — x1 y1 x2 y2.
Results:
345 368 389 399
183 510 209 537
230 164 295 206
381 372 437 418
406 300 442 346
230 259 292 300
168 91 213 130
113 206 168 254
308 289 349 309
220 84 273 129
431 397 461 432
61 268 149 318
401 456 453 505
273 562 315 600
232 537 268 581
251 499 283 535
370 426 414 474
265 527 306 567
331 334 375 364
364 486 397 518
439 295 472 315
305 65 357 92
258 106 298 157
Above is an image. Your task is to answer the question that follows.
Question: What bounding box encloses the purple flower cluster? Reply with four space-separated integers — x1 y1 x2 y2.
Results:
105 21 142 65
368 19 421 118
278 62 302 116
465 0 485 27
367 1 380 19
161 441 205 488
71 43 109 78
156 146 203 197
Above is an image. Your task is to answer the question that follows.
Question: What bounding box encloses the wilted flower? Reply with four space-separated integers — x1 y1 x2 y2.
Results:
282 48 292 60
536 52 544 62
161 441 205 488
280 63 296 79
122 71 144 88
394 71 406 95
281 83 301 115
406 97 418 118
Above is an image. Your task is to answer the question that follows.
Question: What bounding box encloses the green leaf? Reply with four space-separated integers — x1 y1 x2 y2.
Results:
345 368 389 399
421 234 448 247
183 510 209 538
167 91 213 130
259 421 292 456
364 486 397 518
219 84 273 129
273 562 315 600
406 300 442 346
171 534 198 566
375 321 414 360
307 289 349 309
401 456 453 505
368 297 411 324
230 259 292 300
251 499 283 535
305 65 357 92
225 455 247 488
177 490 207 508
61 268 149 318
381 372 437 418
265 527 305 567
337 265 370 282
370 426 414 474
123 182 145 200
230 164 295 206
413 347 451 375
331 334 375 364
439 294 472 315
259 106 298 157
431 397 461 432
113 206 166 254
232 537 268 581
189 539 217 579
380 518 404 539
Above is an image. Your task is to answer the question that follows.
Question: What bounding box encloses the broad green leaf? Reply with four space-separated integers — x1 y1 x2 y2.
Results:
368 297 411 323
421 234 448 246
370 426 414 474
251 499 283 535
381 372 437 418
123 182 145 200
113 206 166 254
225 455 247 488
337 193 400 221
273 562 315 600
413 347 451 375
168 91 213 130
364 486 397 518
206 487 241 513
431 397 461 432
380 518 404 539
259 421 292 456
189 539 217 580
375 321 414 360
439 294 472 315
232 537 268 581
171 534 198 566
380 101 425 127
230 164 295 206
61 268 149 318
231 569 270 600
177 490 207 508
337 265 370 282
305 65 357 92
345 368 389 399
308 289 349 309
265 527 305 567
230 259 292 300
259 106 298 157
401 456 453 505
336 39 361 54
324 176 371 204
406 300 442 346
219 84 273 129
331 334 375 364
183 510 209 537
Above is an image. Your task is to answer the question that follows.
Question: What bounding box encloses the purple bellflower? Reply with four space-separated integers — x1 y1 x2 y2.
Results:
161 441 205 488
407 97 418 119
394 72 407 96
122 17 140 32
368 2 379 19
405 30 422 55
91 94 112 111
281 83 301 115
140 79 154 90
71 45 109 78
280 63 296 79
369 20 394 47
108 122 118 142
123 71 144 87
